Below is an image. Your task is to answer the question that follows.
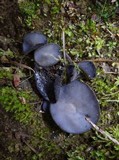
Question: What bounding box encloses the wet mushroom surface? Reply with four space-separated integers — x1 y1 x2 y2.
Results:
34 67 56 103
23 31 47 54
66 61 96 83
22 31 100 134
34 43 62 67
50 80 100 134
78 61 96 79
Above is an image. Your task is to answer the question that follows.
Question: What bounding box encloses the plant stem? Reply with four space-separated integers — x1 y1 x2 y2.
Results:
62 29 66 65
86 117 119 145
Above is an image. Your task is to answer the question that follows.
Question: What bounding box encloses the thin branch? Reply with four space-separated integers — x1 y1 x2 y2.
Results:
65 52 74 64
102 27 115 39
102 90 119 97
106 100 119 102
63 56 119 64
20 75 34 85
106 28 115 39
85 117 119 145
104 71 119 75
10 60 35 73
23 139 38 154
29 101 41 105
62 29 66 65
83 58 119 63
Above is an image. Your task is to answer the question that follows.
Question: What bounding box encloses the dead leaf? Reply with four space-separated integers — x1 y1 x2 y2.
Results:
13 74 21 87
19 97 26 104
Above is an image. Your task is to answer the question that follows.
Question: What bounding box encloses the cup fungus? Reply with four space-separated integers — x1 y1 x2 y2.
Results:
23 32 47 54
66 61 96 83
34 43 62 67
22 31 100 134
50 80 100 134
78 61 96 79
34 68 56 102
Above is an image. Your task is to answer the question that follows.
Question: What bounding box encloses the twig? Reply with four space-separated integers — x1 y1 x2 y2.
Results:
102 26 115 39
102 90 119 97
62 29 66 65
10 60 35 73
85 117 119 145
23 139 38 154
83 58 119 63
20 75 34 85
106 100 119 102
29 101 41 105
104 71 119 75
65 53 74 64
106 28 115 39
61 30 74 64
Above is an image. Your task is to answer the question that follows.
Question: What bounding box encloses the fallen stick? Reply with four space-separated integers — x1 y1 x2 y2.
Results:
23 139 38 154
62 29 67 65
10 60 35 73
64 53 119 64
85 117 119 145
83 58 119 63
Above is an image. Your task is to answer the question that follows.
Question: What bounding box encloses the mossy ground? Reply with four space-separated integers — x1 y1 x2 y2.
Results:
0 0 119 160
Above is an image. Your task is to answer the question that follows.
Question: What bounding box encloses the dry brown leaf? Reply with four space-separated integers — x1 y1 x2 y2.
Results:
13 74 21 87
19 97 26 104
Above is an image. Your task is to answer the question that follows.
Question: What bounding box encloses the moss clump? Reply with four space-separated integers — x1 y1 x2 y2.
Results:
0 86 34 124
19 1 39 28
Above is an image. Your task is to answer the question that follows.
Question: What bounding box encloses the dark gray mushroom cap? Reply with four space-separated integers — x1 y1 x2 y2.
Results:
50 80 100 134
23 32 47 54
78 61 96 79
66 61 96 83
34 69 56 102
34 43 62 67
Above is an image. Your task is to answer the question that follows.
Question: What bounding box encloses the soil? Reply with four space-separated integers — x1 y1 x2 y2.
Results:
0 0 27 52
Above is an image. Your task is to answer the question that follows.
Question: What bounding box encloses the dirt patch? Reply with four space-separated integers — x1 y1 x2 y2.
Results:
0 0 26 51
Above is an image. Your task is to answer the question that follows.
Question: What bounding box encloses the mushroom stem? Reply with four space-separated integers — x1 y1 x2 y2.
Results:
85 117 119 146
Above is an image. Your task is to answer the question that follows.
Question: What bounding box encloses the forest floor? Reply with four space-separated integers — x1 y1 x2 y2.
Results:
0 1 119 160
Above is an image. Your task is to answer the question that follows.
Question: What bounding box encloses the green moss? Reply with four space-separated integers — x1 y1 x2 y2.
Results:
0 49 14 58
0 86 34 124
19 1 39 28
0 68 13 80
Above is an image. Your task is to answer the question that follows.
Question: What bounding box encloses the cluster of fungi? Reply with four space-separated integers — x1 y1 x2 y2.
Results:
23 31 100 134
